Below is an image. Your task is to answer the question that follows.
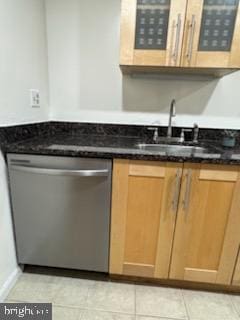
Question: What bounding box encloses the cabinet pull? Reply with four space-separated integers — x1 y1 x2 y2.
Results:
172 168 181 213
183 169 192 213
186 15 196 63
172 14 182 62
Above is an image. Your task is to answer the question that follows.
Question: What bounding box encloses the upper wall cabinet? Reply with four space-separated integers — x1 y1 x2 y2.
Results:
182 0 240 68
120 0 240 75
120 0 188 67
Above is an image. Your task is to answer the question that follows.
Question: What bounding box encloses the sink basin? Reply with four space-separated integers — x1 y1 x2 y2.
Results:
136 144 209 154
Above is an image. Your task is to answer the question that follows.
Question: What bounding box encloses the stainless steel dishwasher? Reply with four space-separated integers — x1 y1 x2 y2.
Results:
7 154 112 273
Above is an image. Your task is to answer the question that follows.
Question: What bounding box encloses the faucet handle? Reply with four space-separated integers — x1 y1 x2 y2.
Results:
193 123 199 143
180 128 192 143
147 127 159 142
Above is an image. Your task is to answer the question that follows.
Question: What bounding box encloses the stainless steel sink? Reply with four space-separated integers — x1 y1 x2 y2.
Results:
136 144 208 154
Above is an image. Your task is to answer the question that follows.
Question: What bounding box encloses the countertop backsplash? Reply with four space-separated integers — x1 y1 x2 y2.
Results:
0 121 240 147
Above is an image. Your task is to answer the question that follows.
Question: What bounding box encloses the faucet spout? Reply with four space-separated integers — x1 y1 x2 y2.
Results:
167 99 176 139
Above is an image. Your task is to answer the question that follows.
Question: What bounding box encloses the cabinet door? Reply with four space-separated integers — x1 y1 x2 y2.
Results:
110 160 182 278
181 0 240 68
120 0 187 67
232 250 240 286
170 163 240 285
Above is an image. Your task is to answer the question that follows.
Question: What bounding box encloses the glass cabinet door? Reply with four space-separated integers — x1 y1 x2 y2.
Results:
120 0 187 67
181 0 240 68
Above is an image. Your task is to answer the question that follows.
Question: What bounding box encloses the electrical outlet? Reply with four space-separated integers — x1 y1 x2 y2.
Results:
30 89 40 108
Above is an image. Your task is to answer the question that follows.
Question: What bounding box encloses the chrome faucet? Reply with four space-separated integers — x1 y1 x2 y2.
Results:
167 99 176 139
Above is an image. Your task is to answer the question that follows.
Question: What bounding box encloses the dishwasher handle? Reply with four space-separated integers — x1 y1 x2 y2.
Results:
10 165 110 177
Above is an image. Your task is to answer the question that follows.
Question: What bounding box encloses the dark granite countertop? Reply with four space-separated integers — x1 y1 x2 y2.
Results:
3 132 240 165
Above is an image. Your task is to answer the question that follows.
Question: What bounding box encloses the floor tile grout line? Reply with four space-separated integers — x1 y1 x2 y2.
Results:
5 299 136 316
83 278 97 310
78 308 84 320
5 298 187 320
135 306 188 320
181 289 190 320
226 294 240 318
136 314 187 320
76 281 97 320
5 298 137 318
54 303 136 315
225 293 240 318
134 283 137 316
53 303 86 309
55 306 136 320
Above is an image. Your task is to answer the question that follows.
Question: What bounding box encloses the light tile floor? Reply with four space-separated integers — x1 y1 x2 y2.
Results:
5 272 240 320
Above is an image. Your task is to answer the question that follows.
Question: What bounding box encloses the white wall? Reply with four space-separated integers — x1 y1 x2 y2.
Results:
46 0 240 129
0 0 49 300
46 0 122 115
0 0 49 126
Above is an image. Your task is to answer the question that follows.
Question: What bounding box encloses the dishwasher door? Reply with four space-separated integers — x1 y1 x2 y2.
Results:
7 154 112 273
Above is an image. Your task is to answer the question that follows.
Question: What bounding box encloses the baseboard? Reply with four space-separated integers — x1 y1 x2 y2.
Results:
110 274 240 294
0 267 22 302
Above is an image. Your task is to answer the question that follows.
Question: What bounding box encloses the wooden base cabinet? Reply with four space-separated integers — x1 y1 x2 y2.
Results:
110 159 182 279
170 163 240 285
110 160 240 287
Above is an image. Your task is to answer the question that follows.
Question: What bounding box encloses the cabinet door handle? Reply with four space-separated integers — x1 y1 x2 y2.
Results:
172 168 181 213
183 169 192 213
172 14 182 62
186 15 196 63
